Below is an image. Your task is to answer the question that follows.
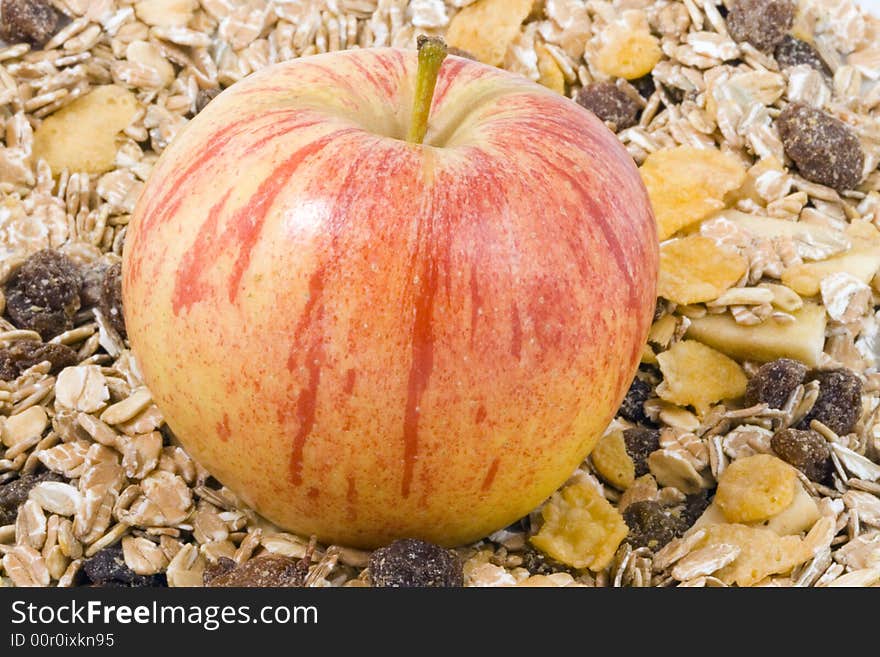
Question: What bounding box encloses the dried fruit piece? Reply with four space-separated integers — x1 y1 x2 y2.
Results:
715 454 797 523
596 14 662 80
692 523 811 586
710 210 851 263
575 82 640 131
726 0 795 52
623 427 661 477
0 340 77 380
536 44 565 94
0 0 62 48
99 262 126 338
617 376 654 425
519 546 573 576
32 85 138 175
686 303 827 368
640 147 746 240
195 87 221 114
798 368 862 436
776 103 865 192
4 250 82 340
656 340 748 415
623 500 687 551
782 249 880 298
591 430 635 490
774 35 829 74
764 481 820 536
630 74 656 99
771 428 832 482
445 0 532 67
0 472 63 525
658 236 748 305
83 546 167 587
369 539 463 587
530 482 628 571
745 359 807 409
207 555 309 587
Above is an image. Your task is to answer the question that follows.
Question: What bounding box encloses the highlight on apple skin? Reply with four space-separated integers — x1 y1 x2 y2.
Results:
122 46 658 548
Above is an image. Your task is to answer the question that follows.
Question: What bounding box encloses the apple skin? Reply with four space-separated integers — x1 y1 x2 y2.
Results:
123 48 657 548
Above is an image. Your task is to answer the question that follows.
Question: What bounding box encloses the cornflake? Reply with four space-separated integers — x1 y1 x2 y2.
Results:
656 340 748 415
715 454 798 523
530 482 628 571
659 236 749 305
640 147 746 240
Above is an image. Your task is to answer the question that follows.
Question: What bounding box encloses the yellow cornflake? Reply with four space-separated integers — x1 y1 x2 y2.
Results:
531 482 628 571
715 454 797 524
595 12 662 80
693 524 812 587
536 44 566 94
656 340 748 415
446 0 533 67
591 430 635 490
640 147 747 240
658 236 749 305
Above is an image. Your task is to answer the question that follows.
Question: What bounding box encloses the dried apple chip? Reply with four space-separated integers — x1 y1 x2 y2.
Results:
715 454 797 523
33 85 138 175
446 0 533 67
658 236 748 305
640 147 747 240
685 303 826 367
591 430 635 490
536 44 565 94
530 482 628 571
656 340 748 415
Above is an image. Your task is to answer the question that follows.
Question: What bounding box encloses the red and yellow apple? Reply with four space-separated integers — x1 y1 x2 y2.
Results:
123 44 657 548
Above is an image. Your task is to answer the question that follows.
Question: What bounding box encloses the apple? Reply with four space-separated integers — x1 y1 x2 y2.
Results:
123 39 657 548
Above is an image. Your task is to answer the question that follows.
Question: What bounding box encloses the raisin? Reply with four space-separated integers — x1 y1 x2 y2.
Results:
576 82 640 131
4 250 82 340
369 538 463 587
203 557 237 585
798 368 863 436
0 0 62 48
195 87 221 114
623 427 661 477
206 555 309 587
630 74 656 99
774 35 830 75
726 0 795 52
79 261 109 309
776 103 865 192
82 546 167 587
99 262 126 338
680 490 711 527
661 84 685 105
771 428 832 483
623 500 687 551
0 340 77 380
520 545 573 576
618 376 654 425
0 471 63 525
745 358 807 409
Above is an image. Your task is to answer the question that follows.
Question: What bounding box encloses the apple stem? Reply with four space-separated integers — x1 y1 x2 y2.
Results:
406 36 448 145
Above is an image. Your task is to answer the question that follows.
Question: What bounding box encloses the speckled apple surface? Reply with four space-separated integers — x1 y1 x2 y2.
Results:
122 48 657 548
